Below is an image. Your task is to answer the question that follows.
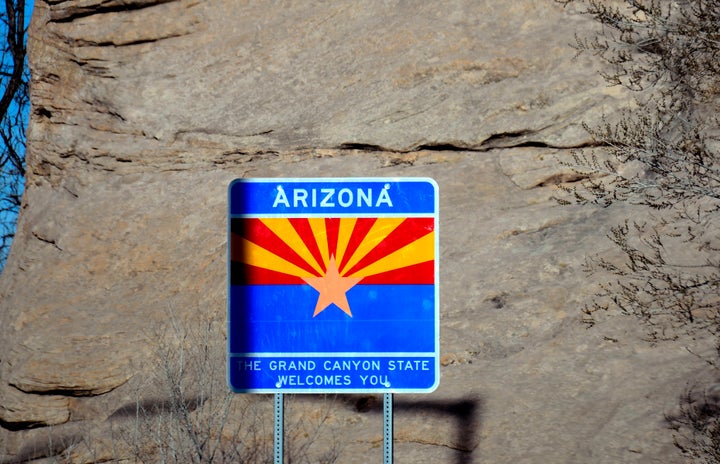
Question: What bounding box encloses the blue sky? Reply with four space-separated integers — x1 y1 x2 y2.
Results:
0 0 34 270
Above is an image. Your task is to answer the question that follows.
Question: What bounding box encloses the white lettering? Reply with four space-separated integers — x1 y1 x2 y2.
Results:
322 360 381 371
337 188 353 207
273 186 289 208
388 360 430 371
320 188 335 207
269 360 316 371
276 374 351 387
357 188 372 207
293 189 308 207
377 184 393 207
241 360 261 371
359 375 389 386
270 186 394 209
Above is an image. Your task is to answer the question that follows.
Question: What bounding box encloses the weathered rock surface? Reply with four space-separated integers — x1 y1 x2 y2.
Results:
0 0 713 462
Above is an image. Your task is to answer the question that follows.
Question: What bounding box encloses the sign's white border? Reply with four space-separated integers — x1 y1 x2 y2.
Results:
227 177 439 394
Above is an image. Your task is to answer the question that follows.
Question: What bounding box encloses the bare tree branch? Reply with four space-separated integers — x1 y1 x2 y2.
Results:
0 0 28 270
0 0 25 120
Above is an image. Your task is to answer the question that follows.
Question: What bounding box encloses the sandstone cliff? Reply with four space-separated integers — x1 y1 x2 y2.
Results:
0 1 713 462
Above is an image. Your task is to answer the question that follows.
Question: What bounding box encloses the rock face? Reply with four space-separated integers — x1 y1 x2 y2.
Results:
0 0 713 462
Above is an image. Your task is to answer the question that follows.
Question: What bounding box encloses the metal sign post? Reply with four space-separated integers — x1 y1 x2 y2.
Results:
274 393 284 464
384 393 393 464
274 392 394 463
228 178 439 461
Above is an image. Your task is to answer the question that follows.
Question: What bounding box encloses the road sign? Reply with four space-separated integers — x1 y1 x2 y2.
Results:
227 178 439 393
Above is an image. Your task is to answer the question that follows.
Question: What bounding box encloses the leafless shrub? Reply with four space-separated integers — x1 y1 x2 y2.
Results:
556 1 720 459
111 309 257 463
556 0 720 340
109 308 339 463
284 395 341 464
558 0 720 102
669 385 720 463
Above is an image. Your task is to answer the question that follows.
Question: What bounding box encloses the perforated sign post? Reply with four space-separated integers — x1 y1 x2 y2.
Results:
228 178 439 462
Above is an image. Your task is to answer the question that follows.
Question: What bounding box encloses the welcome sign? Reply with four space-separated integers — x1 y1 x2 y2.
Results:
227 178 439 393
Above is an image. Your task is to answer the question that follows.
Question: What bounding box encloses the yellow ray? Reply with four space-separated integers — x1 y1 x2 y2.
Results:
239 238 316 278
308 217 329 268
340 217 405 275
260 218 324 275
348 231 435 278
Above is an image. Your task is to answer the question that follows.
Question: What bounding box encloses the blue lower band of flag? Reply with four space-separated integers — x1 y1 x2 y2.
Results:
228 355 437 392
229 284 436 353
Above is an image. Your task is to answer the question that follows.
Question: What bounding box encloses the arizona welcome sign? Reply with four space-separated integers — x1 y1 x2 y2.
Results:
228 178 439 393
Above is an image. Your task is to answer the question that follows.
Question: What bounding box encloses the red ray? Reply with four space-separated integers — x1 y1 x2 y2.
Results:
289 218 326 273
359 260 435 284
231 263 306 285
230 220 321 277
325 218 340 260
338 217 377 273
342 218 434 277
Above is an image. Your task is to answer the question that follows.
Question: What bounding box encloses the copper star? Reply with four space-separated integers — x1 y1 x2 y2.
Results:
303 256 362 317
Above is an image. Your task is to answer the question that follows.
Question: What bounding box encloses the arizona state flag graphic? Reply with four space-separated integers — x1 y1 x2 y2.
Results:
228 178 439 393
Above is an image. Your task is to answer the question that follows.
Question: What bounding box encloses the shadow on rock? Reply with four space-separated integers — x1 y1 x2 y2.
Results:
347 394 482 464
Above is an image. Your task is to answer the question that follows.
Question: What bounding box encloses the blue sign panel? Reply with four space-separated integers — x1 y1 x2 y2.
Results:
228 178 439 393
